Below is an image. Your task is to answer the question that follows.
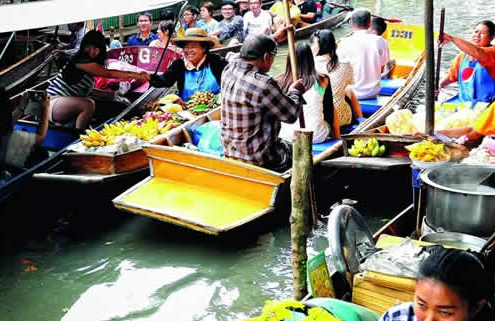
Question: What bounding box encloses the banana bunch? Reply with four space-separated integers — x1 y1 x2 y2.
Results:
348 138 386 157
157 94 181 105
406 140 450 162
186 91 215 109
80 129 115 147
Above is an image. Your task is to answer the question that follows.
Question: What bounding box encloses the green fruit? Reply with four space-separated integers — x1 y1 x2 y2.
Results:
379 145 386 156
348 147 359 157
372 145 380 157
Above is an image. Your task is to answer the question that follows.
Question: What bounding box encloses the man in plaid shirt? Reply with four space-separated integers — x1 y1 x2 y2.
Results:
220 34 305 172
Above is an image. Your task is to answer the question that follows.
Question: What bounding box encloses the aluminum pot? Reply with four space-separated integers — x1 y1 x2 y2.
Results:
420 232 486 252
419 165 495 237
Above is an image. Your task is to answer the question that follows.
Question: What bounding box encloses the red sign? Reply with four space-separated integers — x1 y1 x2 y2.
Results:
106 46 182 74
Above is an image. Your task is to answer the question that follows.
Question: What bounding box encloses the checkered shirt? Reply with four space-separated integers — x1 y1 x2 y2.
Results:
379 302 418 321
220 59 302 166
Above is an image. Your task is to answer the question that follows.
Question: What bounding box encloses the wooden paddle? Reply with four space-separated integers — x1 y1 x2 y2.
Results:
435 8 445 100
329 2 403 23
154 1 189 75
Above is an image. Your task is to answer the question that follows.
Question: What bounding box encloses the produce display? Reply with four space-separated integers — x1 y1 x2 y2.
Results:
406 140 450 162
386 102 489 135
80 111 182 147
143 91 220 116
348 138 386 157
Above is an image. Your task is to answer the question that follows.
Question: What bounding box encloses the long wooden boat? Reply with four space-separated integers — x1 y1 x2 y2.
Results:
211 11 348 56
110 23 427 235
0 36 54 94
0 78 156 204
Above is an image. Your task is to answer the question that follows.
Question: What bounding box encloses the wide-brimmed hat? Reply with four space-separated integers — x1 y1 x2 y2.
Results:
172 28 216 47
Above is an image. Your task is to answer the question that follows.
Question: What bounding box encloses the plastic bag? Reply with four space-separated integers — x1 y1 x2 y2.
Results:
385 109 415 134
192 121 224 157
360 238 429 279
436 108 479 130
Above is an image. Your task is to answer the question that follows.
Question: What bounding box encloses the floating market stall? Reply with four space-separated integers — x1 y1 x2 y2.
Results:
111 23 429 235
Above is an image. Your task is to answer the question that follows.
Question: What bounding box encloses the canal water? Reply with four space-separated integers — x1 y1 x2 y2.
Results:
2 1 495 320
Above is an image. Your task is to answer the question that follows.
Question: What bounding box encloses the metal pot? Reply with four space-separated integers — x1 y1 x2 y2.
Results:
420 232 486 252
419 165 495 237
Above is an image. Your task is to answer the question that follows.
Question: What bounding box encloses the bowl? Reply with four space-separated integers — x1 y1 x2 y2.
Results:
420 232 486 251
410 156 449 169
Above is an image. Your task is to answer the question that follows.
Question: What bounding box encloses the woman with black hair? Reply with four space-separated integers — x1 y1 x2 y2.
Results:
46 30 149 129
379 247 495 321
310 29 362 127
277 42 339 143
438 20 495 104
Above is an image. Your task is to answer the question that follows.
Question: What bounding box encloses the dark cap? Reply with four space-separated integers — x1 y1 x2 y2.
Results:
240 34 277 60
221 0 236 7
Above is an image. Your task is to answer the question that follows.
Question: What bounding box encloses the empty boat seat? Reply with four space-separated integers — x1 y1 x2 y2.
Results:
358 96 391 117
379 78 406 96
313 139 340 155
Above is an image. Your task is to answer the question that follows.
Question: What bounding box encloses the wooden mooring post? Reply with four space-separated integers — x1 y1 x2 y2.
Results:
424 0 435 135
290 129 313 300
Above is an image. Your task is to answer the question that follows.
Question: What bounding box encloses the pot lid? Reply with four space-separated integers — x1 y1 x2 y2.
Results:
327 205 375 274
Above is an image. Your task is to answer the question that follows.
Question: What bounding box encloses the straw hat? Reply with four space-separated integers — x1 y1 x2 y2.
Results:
172 28 216 47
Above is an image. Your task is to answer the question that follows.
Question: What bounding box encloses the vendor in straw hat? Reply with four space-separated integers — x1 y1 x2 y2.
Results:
149 28 228 104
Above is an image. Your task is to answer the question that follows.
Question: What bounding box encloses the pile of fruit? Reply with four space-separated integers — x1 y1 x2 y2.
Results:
348 138 386 157
80 111 182 147
186 91 216 109
406 140 450 162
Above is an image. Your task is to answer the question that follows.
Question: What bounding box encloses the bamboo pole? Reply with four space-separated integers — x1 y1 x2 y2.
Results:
282 0 305 128
290 129 313 300
424 0 435 135
435 8 445 99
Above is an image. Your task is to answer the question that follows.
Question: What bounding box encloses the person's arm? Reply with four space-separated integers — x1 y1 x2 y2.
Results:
300 12 316 22
441 33 491 63
35 97 50 145
344 86 363 118
149 60 182 88
75 62 150 81
261 78 304 123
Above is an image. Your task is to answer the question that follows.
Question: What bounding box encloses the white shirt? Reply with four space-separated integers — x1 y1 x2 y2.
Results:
279 81 330 143
243 10 272 36
336 29 389 99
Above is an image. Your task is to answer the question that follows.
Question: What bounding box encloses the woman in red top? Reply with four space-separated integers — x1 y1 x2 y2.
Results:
438 20 495 104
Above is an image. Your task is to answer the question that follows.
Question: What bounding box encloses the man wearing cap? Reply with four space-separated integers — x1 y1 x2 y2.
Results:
243 0 273 36
336 8 389 99
210 0 245 45
127 12 158 46
149 28 228 103
220 34 305 172
236 0 250 16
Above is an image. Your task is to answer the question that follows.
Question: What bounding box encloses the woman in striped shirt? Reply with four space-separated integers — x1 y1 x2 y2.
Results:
46 30 149 129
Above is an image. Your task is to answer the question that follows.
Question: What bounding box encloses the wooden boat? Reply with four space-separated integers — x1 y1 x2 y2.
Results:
211 11 348 56
0 35 54 94
111 23 427 235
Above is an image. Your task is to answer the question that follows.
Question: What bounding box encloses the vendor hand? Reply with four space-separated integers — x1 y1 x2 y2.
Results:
174 97 187 107
272 23 295 43
135 71 150 82
437 33 452 48
289 79 305 93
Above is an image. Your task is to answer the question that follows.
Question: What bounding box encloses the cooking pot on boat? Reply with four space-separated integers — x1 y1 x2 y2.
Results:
420 232 486 251
419 165 495 237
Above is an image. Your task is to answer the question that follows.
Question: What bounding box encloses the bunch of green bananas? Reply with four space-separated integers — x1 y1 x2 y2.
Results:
348 138 386 157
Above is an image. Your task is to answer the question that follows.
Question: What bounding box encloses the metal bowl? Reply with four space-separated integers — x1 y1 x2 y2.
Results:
420 232 486 251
